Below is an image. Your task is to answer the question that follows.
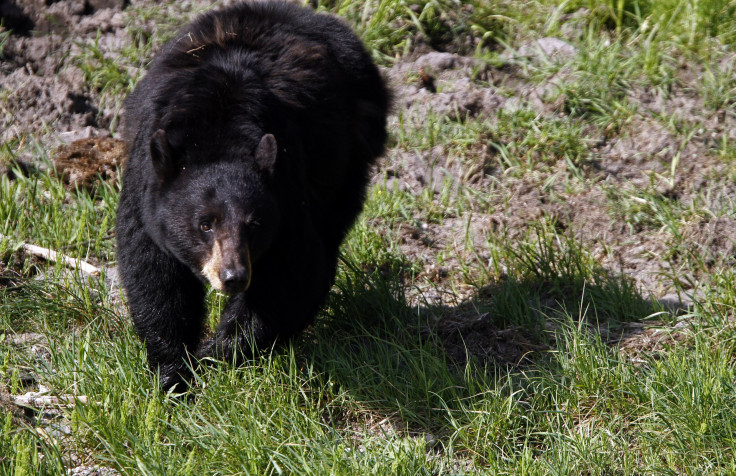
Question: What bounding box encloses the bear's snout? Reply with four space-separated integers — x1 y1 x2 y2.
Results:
220 263 250 294
201 237 252 293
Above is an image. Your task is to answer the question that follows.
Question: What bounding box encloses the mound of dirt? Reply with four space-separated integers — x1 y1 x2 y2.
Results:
53 136 126 191
0 0 128 143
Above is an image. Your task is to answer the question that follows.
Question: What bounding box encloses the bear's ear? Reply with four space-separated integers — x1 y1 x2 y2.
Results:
150 129 176 182
255 133 277 175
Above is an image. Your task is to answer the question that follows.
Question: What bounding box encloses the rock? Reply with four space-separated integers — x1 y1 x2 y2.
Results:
85 0 128 11
415 52 458 71
67 466 121 476
516 37 577 62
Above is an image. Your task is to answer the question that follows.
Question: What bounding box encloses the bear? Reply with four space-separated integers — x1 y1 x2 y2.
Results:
116 0 390 391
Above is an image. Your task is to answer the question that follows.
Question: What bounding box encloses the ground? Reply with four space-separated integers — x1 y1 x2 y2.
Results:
2 0 736 473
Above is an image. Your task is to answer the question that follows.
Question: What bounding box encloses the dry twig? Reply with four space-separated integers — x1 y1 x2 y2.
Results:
1 234 101 276
13 393 90 407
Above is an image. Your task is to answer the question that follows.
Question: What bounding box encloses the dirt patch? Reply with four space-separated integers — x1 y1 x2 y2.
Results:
605 318 692 365
53 137 126 191
0 65 99 142
680 217 736 271
386 47 736 304
429 310 547 369
388 51 505 121
0 0 129 143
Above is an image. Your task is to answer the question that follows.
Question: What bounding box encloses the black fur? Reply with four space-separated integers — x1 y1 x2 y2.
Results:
116 1 389 391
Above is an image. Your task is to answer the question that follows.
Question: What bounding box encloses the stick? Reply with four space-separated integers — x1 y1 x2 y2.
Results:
13 394 89 407
1 234 101 276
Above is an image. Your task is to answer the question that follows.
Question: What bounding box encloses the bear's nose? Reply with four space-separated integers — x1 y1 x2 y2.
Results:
220 267 250 293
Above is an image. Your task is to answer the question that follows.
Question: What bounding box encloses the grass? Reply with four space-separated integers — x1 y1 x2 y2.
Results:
0 147 118 265
0 25 9 59
3 0 736 474
313 0 506 62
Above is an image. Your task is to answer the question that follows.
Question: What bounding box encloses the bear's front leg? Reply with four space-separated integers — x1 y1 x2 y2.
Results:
118 219 206 391
196 293 273 364
197 269 330 365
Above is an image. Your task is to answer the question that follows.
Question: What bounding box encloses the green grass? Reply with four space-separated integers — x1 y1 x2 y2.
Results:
0 25 9 59
4 0 736 474
0 164 722 473
0 146 118 265
313 0 509 62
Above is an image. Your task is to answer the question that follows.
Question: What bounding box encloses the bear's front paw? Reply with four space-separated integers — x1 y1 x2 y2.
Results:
159 364 193 393
195 338 216 360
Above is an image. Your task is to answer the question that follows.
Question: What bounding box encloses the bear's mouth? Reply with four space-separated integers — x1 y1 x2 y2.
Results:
201 240 252 293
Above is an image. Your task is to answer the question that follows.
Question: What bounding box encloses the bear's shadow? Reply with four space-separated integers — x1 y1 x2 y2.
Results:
298 266 682 436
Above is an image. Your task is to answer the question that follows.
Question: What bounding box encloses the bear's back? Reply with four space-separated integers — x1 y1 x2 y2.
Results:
123 2 386 148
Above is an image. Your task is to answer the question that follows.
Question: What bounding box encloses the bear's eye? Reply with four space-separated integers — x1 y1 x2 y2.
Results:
200 221 213 233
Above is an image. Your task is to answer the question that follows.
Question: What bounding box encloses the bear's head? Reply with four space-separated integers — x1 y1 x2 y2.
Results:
147 131 281 294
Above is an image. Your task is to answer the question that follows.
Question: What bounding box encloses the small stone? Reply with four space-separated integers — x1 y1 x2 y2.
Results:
516 37 578 61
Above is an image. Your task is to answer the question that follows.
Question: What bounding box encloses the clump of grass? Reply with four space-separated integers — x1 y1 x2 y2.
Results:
0 24 10 58
0 142 118 264
552 29 638 133
562 0 651 31
700 60 736 111
603 182 685 235
74 33 137 99
551 0 736 50
482 222 658 332
313 0 508 62
487 109 590 175
73 33 139 131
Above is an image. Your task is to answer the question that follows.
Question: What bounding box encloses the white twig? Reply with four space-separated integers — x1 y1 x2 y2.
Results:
13 393 89 407
1 234 101 276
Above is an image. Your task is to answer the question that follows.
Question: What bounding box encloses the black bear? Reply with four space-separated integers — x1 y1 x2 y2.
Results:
116 1 389 390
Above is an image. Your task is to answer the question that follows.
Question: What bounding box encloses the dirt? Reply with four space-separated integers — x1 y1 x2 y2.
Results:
2 0 734 369
53 136 126 191
427 305 548 368
1 1 117 142
389 50 736 293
